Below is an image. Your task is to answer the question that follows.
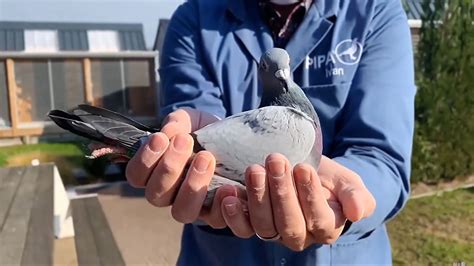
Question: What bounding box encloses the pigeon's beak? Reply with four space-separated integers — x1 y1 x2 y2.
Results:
275 68 291 91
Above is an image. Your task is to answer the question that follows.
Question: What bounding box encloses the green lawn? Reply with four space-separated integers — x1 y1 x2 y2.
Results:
388 187 474 265
0 142 90 185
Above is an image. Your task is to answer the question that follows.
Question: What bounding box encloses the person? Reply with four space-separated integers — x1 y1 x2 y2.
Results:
125 0 415 264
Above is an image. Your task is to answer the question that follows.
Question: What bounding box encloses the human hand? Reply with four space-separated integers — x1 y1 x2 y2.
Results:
125 108 240 228
220 154 376 251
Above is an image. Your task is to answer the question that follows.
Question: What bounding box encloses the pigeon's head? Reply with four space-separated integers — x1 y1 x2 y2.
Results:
258 48 291 94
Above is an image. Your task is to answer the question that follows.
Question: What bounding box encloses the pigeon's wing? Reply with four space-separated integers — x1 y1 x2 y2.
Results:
194 106 316 183
70 108 150 152
77 104 159 132
48 110 104 142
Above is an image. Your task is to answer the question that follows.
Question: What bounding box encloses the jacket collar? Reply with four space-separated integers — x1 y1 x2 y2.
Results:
227 0 338 68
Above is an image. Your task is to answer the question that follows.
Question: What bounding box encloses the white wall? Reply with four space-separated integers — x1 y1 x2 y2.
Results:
0 0 185 49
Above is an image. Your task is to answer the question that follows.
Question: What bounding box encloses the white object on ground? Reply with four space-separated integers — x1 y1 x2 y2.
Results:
53 165 75 238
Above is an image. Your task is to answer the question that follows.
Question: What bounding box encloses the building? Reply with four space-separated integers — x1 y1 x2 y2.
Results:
0 0 429 141
404 0 424 48
0 22 158 139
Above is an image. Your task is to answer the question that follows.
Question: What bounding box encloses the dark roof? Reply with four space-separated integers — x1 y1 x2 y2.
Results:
153 19 170 52
0 21 146 51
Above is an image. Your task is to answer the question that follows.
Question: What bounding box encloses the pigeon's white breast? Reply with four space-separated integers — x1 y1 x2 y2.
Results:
195 106 316 183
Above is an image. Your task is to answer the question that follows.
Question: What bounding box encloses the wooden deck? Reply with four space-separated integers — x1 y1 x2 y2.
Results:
0 165 54 265
72 197 125 266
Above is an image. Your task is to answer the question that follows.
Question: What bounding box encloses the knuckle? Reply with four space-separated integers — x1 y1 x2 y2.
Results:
145 188 168 207
309 227 339 244
324 236 339 245
171 206 196 224
160 159 181 178
145 184 171 207
281 229 305 247
284 238 306 252
273 184 289 197
308 219 333 233
125 166 145 188
180 177 205 194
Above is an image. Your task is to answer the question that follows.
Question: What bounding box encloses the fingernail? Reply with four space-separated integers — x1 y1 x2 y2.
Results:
224 203 237 216
250 171 266 189
148 134 165 153
193 155 210 173
296 166 311 185
268 160 285 178
173 135 190 152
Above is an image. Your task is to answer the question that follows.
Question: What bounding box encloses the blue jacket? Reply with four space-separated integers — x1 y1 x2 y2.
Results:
159 0 415 264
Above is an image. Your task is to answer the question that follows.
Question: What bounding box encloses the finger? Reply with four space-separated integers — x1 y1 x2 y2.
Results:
338 183 376 222
125 133 169 187
245 164 277 239
294 164 343 244
318 157 376 222
181 107 220 131
145 133 193 207
200 185 238 229
266 153 306 250
221 196 254 238
171 151 216 223
110 155 130 164
160 109 193 138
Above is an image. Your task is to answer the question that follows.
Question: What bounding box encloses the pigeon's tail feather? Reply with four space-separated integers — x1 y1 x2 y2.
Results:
77 104 160 133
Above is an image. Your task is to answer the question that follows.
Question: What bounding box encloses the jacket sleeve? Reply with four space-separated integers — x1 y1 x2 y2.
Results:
331 0 416 237
159 0 227 118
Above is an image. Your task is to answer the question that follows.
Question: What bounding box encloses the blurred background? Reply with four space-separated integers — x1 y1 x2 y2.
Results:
0 0 472 265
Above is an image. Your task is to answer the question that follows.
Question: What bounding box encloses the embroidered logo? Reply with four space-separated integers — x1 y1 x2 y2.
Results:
334 39 363 65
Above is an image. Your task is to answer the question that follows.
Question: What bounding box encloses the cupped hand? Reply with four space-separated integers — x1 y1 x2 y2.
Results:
125 108 237 228
220 153 376 251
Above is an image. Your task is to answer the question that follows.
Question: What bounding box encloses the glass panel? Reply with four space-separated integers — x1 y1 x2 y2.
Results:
51 60 85 110
87 30 120 52
124 60 155 117
14 60 52 124
91 60 126 113
24 30 59 52
0 61 11 128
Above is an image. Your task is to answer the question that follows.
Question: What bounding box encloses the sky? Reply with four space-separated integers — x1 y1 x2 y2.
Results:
0 0 184 49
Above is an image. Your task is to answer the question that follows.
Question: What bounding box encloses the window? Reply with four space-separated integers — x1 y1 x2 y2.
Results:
0 61 10 128
51 60 85 110
87 30 120 52
124 60 155 116
91 60 125 113
24 30 59 52
14 60 51 124
91 59 156 116
14 60 85 125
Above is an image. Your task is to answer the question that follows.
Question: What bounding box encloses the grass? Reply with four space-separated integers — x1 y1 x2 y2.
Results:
388 187 474 265
0 142 92 185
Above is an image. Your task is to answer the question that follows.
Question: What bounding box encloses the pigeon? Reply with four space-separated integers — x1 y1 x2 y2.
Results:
48 48 323 207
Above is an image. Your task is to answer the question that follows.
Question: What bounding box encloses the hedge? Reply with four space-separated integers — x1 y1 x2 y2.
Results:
411 0 473 183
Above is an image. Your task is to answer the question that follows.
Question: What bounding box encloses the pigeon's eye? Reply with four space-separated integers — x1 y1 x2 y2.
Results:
260 60 269 71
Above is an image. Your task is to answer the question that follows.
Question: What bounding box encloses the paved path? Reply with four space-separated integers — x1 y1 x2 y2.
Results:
95 183 183 265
